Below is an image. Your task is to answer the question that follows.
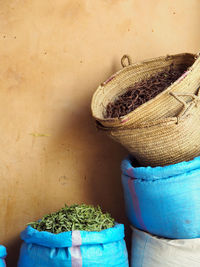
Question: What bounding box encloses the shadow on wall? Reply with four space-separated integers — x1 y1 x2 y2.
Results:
6 237 21 267
52 58 128 215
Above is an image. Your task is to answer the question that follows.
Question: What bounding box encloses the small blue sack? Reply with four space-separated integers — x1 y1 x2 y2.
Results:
18 224 128 267
121 156 200 239
0 245 7 267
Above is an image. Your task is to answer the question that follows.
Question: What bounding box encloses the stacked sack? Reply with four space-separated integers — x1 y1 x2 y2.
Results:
91 51 200 266
122 156 200 266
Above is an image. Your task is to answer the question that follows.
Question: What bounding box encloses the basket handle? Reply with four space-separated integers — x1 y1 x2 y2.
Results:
121 55 132 68
170 88 200 123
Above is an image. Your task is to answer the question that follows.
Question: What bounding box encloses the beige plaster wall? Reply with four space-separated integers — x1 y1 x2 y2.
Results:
0 0 199 266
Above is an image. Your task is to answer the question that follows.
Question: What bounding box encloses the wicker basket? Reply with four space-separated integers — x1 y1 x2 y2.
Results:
109 89 200 166
91 52 199 128
91 52 200 166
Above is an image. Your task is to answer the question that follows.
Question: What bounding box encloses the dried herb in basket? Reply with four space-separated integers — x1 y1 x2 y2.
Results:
105 63 188 118
28 204 115 233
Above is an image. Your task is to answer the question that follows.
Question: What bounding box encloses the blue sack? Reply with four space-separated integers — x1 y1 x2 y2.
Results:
0 245 7 267
121 156 200 239
18 224 128 267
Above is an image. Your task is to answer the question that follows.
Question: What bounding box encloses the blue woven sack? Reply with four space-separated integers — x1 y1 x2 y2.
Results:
121 156 200 239
0 245 7 267
18 224 128 267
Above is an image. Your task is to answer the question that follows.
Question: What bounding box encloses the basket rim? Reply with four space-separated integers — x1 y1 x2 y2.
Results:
102 101 198 131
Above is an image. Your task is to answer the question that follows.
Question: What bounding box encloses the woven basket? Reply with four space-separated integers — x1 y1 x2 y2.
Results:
91 52 199 128
109 89 200 166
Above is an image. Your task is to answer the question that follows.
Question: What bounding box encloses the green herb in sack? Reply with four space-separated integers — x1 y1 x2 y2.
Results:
28 204 115 233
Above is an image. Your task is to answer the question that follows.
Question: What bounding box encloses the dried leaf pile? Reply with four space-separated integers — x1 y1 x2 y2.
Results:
28 204 115 233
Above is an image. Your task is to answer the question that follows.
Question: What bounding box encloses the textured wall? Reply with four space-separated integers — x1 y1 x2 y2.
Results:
0 0 199 266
